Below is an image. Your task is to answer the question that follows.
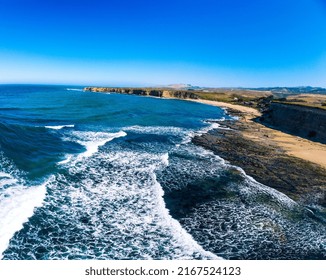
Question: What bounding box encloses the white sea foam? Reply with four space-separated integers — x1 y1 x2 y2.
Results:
0 174 51 259
58 131 127 165
156 141 325 259
0 172 16 191
240 170 298 209
205 117 226 122
45 125 75 130
4 122 317 260
161 153 169 166
34 143 220 259
124 125 187 136
203 119 231 130
197 118 231 135
58 155 73 165
73 130 127 158
0 172 11 178
0 178 18 187
66 88 83 92
175 119 229 146
150 172 219 259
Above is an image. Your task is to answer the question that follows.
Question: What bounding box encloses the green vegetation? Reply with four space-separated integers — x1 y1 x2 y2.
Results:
194 92 231 102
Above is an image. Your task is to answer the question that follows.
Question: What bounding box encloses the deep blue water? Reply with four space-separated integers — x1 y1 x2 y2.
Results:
0 85 325 260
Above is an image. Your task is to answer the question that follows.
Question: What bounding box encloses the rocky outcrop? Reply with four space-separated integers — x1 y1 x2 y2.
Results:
193 117 326 208
83 87 200 100
259 102 326 144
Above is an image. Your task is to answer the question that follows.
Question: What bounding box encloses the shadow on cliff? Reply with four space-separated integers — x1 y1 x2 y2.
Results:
253 102 326 145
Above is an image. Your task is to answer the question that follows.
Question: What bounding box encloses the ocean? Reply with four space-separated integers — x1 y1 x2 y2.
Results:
0 85 325 260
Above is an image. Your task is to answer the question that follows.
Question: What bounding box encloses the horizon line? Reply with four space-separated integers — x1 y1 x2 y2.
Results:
1 83 326 90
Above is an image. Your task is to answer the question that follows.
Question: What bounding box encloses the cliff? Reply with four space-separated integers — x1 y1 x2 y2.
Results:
84 87 326 144
259 102 326 144
84 87 200 100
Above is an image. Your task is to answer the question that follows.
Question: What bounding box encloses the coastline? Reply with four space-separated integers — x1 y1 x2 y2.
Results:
190 99 261 117
191 98 326 170
2 85 325 260
162 97 326 259
190 101 326 208
86 87 326 171
84 87 326 207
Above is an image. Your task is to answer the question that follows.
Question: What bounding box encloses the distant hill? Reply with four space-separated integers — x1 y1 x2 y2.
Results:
165 84 203 90
164 85 326 97
251 86 326 98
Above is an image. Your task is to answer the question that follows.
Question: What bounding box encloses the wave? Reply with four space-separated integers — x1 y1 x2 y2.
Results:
124 125 188 136
0 168 51 259
45 125 75 130
161 153 169 166
59 130 127 165
158 138 326 259
66 88 83 92
150 172 219 259
2 134 219 259
73 130 127 159
178 118 230 146
4 121 322 259
59 148 219 259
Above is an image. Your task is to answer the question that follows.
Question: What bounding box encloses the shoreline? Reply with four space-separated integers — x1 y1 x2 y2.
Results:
190 98 326 170
85 88 326 169
85 88 326 206
190 101 326 208
190 99 261 117
108 90 326 170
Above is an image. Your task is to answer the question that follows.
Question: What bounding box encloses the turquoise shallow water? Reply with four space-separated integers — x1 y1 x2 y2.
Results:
0 85 325 259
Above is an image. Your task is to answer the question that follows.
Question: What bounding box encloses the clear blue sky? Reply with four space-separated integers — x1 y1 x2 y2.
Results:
0 0 325 87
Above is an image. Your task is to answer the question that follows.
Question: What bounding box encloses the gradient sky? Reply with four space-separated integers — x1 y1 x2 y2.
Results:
0 0 325 87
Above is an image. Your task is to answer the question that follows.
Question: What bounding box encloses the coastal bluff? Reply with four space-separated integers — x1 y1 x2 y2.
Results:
260 102 326 144
84 87 200 100
84 87 326 145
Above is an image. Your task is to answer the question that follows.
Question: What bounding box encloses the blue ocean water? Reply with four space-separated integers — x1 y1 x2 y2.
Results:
0 85 325 259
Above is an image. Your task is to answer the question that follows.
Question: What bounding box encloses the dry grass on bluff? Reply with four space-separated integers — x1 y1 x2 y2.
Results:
274 94 326 110
194 89 271 103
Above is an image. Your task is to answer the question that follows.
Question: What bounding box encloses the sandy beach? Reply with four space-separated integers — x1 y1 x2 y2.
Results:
192 99 326 170
191 99 326 208
193 99 261 117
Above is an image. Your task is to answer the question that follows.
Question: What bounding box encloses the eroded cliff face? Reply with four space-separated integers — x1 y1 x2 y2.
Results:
83 87 200 100
260 102 326 144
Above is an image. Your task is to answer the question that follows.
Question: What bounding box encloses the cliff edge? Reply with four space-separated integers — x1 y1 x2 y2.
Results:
259 102 326 144
84 87 200 100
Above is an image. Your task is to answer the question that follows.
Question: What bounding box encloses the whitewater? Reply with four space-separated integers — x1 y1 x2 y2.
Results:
0 85 325 259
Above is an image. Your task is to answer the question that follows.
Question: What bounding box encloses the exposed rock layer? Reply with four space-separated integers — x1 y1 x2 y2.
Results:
84 87 199 99
85 87 326 145
260 102 326 144
193 110 326 209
